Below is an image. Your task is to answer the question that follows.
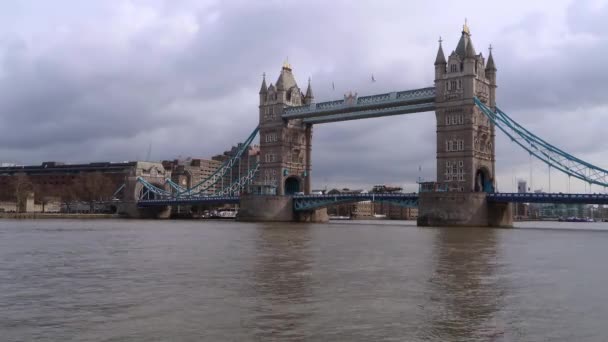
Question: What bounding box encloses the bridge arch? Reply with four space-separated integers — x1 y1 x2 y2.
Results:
474 167 494 193
284 176 301 195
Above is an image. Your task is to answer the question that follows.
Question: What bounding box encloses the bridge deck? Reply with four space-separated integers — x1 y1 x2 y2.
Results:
283 87 435 124
488 193 608 204
136 192 608 208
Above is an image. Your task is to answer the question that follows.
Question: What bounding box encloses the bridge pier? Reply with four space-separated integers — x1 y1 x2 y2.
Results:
417 192 512 227
117 202 172 219
238 194 328 222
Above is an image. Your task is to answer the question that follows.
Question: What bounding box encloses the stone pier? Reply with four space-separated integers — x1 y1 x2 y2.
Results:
417 192 512 227
238 195 328 222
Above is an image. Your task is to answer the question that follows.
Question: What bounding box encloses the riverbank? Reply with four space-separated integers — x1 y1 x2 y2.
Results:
0 213 119 219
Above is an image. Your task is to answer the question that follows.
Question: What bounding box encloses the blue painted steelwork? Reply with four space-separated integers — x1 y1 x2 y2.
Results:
138 195 240 208
135 126 260 200
283 87 435 123
136 177 172 198
293 193 419 211
475 98 608 188
176 126 260 197
303 102 436 124
489 193 608 205
111 183 126 199
216 162 260 196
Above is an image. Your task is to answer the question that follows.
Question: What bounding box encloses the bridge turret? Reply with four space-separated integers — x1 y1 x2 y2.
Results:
304 77 314 105
434 39 447 76
485 47 497 107
259 73 268 103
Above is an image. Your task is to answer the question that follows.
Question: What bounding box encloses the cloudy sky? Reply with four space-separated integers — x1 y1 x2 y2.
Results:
1 0 607 192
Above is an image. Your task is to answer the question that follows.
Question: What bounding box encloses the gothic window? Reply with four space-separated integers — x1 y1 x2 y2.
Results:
460 62 464 71
445 161 452 181
450 81 457 90
458 80 462 89
265 153 276 163
450 64 457 72
265 133 278 143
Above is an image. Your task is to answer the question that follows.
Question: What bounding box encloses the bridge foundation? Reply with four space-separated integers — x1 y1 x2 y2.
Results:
238 195 328 222
417 192 512 227
117 202 172 219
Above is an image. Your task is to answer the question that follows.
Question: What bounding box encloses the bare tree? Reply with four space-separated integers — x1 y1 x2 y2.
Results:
33 183 55 213
14 173 33 212
73 172 114 212
60 186 77 213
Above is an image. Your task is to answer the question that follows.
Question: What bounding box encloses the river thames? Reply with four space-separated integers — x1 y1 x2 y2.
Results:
1 219 607 341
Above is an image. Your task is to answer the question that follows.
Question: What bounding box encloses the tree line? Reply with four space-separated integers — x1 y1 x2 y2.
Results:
0 172 118 212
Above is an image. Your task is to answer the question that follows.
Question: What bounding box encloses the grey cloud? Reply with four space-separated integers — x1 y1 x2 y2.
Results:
0 0 606 193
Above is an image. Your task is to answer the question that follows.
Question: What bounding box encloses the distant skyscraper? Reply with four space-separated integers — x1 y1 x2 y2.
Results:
517 180 527 193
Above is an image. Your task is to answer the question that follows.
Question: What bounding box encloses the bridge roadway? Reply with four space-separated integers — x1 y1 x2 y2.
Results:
282 87 436 124
137 192 608 209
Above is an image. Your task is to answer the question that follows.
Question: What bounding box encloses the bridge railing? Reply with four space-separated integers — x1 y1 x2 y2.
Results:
293 193 419 211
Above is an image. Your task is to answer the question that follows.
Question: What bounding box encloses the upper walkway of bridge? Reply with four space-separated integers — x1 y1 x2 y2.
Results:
282 87 436 124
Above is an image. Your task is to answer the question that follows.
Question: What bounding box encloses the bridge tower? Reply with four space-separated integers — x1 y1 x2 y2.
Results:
418 22 511 227
240 62 326 222
257 62 313 196
434 22 497 193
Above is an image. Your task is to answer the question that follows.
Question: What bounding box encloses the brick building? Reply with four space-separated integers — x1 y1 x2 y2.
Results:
0 161 167 210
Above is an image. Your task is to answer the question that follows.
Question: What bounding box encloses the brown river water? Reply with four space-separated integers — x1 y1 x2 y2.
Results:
1 219 607 341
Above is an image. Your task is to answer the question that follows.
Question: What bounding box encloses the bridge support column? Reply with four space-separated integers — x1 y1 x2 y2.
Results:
304 124 312 194
417 192 512 227
238 194 328 222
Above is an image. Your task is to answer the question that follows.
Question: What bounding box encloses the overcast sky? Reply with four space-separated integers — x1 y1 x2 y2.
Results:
1 0 607 192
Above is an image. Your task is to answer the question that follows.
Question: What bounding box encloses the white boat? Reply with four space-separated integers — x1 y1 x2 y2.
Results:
373 214 387 218
211 209 238 219
329 215 351 220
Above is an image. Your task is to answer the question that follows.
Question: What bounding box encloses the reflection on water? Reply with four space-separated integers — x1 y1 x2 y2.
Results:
249 224 314 340
1 219 608 341
422 228 503 341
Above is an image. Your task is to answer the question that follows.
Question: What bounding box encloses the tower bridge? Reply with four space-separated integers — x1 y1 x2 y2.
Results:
135 23 608 226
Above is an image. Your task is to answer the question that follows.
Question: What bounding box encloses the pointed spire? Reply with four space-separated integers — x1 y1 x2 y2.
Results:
276 61 298 91
486 45 496 71
455 19 474 57
465 37 476 58
305 77 314 99
259 72 267 94
434 37 447 65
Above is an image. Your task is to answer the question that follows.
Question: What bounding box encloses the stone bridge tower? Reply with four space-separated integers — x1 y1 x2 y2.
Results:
418 22 511 227
239 62 326 222
434 22 497 193
257 62 313 195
